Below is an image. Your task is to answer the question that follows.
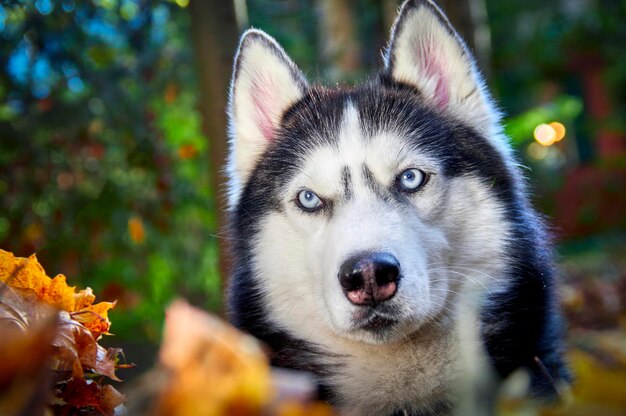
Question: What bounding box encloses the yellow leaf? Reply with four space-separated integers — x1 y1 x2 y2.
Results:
156 300 272 416
0 250 116 322
72 301 116 339
1 253 48 295
74 288 96 311
128 216 146 245
45 274 76 311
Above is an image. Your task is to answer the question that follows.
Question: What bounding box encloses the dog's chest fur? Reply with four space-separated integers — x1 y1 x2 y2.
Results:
307 322 462 415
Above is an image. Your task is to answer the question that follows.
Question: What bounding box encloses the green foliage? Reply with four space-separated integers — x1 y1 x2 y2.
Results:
0 0 219 342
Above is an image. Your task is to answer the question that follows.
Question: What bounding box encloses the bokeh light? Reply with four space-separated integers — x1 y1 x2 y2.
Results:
534 123 557 146
549 121 566 142
533 122 566 147
527 141 549 160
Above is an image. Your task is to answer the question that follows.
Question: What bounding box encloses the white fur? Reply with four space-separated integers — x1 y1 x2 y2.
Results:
250 104 509 414
227 29 307 208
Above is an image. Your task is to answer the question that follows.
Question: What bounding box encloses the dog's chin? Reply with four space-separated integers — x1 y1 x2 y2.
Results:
338 309 424 345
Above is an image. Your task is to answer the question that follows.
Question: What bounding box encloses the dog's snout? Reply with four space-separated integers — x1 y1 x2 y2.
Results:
338 252 400 306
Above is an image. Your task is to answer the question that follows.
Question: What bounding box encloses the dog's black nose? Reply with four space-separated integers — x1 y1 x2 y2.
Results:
338 252 400 306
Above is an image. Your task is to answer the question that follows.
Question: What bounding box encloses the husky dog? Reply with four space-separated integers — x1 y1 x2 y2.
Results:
225 0 568 414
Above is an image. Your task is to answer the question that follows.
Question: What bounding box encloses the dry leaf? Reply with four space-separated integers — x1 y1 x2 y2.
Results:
149 300 335 416
94 345 123 382
71 301 116 339
51 312 98 379
56 378 125 416
0 283 57 415
0 250 115 338
0 250 128 415
156 299 272 416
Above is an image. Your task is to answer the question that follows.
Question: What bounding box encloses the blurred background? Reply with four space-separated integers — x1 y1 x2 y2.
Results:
0 0 625 410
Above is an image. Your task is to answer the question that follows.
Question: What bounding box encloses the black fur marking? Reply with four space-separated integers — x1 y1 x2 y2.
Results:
341 166 352 200
362 164 379 194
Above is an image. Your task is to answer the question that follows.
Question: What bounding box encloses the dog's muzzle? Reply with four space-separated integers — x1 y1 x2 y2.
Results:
338 252 400 306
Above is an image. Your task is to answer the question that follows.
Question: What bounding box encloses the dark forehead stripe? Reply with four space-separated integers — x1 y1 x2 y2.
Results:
362 163 393 203
362 164 378 193
341 166 352 200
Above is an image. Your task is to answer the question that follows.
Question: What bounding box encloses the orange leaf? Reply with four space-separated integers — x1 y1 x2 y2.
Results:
0 250 128 415
156 300 272 416
71 301 116 339
44 274 76 311
0 252 49 297
0 250 20 282
177 144 198 160
73 287 96 311
0 251 76 311
0 250 117 319
128 216 146 245
100 384 126 415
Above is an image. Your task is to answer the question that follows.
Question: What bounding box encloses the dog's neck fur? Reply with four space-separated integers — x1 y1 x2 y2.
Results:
322 321 456 415
297 292 492 416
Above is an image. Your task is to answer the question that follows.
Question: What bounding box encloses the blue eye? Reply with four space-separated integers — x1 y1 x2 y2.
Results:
297 189 323 211
398 168 426 192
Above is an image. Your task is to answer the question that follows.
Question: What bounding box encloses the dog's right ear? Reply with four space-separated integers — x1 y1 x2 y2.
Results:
383 0 497 131
227 29 307 202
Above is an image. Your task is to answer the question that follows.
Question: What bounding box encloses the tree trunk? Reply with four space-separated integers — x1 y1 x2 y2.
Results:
188 1 240 289
317 0 362 81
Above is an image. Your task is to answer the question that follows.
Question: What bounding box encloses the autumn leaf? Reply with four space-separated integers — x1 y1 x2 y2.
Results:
0 251 78 312
0 282 52 332
0 250 115 338
144 300 335 416
155 300 272 415
0 283 57 415
74 287 96 311
51 312 98 379
128 216 146 244
56 378 125 416
71 300 116 339
94 345 123 382
0 252 52 302
177 144 198 160
0 250 128 416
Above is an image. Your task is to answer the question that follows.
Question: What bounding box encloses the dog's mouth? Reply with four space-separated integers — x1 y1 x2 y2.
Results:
359 315 397 331
353 306 400 332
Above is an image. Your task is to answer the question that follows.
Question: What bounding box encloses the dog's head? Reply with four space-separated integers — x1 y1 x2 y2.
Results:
227 0 513 344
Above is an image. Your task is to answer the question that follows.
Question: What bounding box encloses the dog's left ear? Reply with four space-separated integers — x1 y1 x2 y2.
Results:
227 29 308 207
384 0 496 129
